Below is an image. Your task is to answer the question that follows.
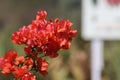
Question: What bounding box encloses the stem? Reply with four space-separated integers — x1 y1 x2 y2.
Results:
13 78 18 80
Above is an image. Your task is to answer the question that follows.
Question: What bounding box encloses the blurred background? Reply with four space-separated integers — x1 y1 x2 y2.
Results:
0 0 119 80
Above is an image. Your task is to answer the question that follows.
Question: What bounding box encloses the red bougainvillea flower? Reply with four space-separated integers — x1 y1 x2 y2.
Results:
0 57 8 68
37 58 49 76
4 50 18 64
1 63 12 74
0 50 35 79
25 58 33 68
0 10 77 79
21 72 36 80
14 56 25 65
36 10 47 20
13 66 28 78
0 50 18 74
24 46 32 55
11 10 77 58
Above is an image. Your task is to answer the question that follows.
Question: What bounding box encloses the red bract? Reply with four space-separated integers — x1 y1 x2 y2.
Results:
21 72 36 80
0 50 18 71
0 50 18 74
0 50 37 80
4 50 18 64
36 10 47 20
44 39 60 58
37 58 48 76
15 56 25 65
25 58 33 68
0 57 8 68
13 66 28 78
24 46 32 55
1 63 12 74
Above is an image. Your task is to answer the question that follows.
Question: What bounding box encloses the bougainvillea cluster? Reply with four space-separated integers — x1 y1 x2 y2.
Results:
0 10 77 80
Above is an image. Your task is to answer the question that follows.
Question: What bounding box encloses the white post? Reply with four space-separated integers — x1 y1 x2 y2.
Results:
91 40 104 80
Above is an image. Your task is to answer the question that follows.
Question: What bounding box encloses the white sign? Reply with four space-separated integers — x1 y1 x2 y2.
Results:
82 0 120 40
82 1 120 80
